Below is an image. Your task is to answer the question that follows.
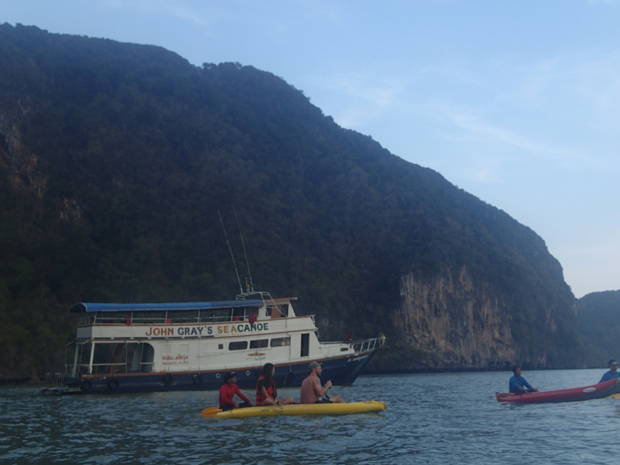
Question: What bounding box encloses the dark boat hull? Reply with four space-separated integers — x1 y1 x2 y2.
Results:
496 377 620 404
68 350 378 394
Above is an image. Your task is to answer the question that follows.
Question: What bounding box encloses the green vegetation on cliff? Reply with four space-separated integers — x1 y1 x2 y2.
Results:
0 24 581 380
577 291 620 367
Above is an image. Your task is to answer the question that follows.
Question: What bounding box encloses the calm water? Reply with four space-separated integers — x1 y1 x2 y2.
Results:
1 369 618 464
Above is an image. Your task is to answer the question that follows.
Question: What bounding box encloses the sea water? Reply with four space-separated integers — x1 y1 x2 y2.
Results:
0 369 617 464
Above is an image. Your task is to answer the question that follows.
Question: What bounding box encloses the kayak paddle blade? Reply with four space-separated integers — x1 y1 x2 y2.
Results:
201 408 223 418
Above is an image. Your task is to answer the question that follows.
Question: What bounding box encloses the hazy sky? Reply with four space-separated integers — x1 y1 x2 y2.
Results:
3 0 620 297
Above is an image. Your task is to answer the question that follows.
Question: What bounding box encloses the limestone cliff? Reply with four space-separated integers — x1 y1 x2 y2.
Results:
0 24 584 380
392 265 570 370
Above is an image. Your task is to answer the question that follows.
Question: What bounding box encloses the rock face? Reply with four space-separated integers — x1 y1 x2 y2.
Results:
395 267 517 370
0 24 585 380
577 291 620 367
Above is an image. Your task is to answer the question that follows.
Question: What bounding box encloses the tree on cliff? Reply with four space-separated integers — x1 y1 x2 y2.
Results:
0 24 581 381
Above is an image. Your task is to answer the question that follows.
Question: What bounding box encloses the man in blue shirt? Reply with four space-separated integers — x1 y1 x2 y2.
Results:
599 359 620 383
509 366 538 395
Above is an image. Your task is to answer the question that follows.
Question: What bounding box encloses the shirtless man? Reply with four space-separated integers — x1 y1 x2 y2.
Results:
300 362 344 404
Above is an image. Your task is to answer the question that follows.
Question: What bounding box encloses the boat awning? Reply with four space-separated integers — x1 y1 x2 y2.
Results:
69 300 264 313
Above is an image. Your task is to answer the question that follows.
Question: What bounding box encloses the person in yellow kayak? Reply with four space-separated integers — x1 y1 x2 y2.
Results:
300 362 344 404
255 363 294 406
219 372 253 411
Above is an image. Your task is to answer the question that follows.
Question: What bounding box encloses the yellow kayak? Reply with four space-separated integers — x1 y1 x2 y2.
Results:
202 400 387 419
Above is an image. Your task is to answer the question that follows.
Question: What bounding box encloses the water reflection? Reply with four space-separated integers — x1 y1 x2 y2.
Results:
1 370 619 464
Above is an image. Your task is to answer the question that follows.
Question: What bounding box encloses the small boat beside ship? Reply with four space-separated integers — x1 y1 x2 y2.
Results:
496 377 620 404
201 400 388 419
52 290 385 395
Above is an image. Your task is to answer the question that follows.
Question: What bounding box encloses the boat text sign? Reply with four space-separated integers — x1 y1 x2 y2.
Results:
144 322 270 338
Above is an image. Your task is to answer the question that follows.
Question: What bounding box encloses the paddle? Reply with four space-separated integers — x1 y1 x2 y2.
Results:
201 408 223 418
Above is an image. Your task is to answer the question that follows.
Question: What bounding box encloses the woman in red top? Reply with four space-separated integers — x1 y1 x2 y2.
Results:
219 372 253 410
255 363 294 406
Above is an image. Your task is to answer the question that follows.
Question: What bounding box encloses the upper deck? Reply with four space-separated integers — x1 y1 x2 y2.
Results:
69 294 310 341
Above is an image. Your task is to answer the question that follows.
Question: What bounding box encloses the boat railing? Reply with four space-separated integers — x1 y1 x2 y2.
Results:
77 360 154 375
352 336 386 353
321 336 386 356
44 372 65 386
81 313 252 325
78 316 93 326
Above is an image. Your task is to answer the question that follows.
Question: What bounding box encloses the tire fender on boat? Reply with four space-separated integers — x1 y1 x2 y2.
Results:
193 374 203 386
163 373 173 385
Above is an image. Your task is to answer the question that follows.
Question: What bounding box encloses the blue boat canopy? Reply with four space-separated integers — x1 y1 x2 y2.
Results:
70 300 264 313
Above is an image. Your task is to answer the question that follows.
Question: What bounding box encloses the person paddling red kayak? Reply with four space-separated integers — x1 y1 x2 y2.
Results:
509 366 538 395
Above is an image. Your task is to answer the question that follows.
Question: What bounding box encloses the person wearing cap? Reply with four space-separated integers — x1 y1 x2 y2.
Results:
599 359 620 383
300 361 344 404
219 372 253 411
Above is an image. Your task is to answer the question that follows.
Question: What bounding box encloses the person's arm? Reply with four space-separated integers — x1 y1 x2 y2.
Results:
260 385 271 399
522 378 537 392
234 385 253 405
509 377 527 394
313 377 332 397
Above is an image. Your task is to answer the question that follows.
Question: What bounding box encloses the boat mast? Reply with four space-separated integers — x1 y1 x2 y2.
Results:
234 205 254 293
218 210 244 294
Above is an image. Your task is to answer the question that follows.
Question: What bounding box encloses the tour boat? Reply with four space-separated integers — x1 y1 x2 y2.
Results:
201 400 388 419
59 291 385 394
495 377 620 404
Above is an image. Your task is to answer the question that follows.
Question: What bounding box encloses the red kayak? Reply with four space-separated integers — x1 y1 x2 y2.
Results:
496 377 620 404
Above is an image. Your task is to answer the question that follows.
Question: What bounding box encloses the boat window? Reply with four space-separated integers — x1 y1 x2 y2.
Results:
270 337 291 347
229 341 248 351
300 333 310 357
199 309 230 322
246 309 258 321
231 308 245 321
169 310 199 323
73 342 93 375
124 342 154 373
90 342 150 374
267 304 289 319
96 312 131 324
91 343 117 374
140 343 154 373
132 311 166 324
250 339 268 349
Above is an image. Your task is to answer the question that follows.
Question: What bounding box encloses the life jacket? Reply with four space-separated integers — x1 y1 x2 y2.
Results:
256 376 277 405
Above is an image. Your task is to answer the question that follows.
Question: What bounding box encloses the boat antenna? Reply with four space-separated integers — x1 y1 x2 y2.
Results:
218 210 243 294
234 205 254 293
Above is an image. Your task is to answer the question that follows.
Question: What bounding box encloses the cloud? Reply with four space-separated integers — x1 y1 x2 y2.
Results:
439 106 590 165
307 72 405 128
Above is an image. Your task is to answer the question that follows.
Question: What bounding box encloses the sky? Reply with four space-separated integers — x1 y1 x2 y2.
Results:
3 0 620 298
